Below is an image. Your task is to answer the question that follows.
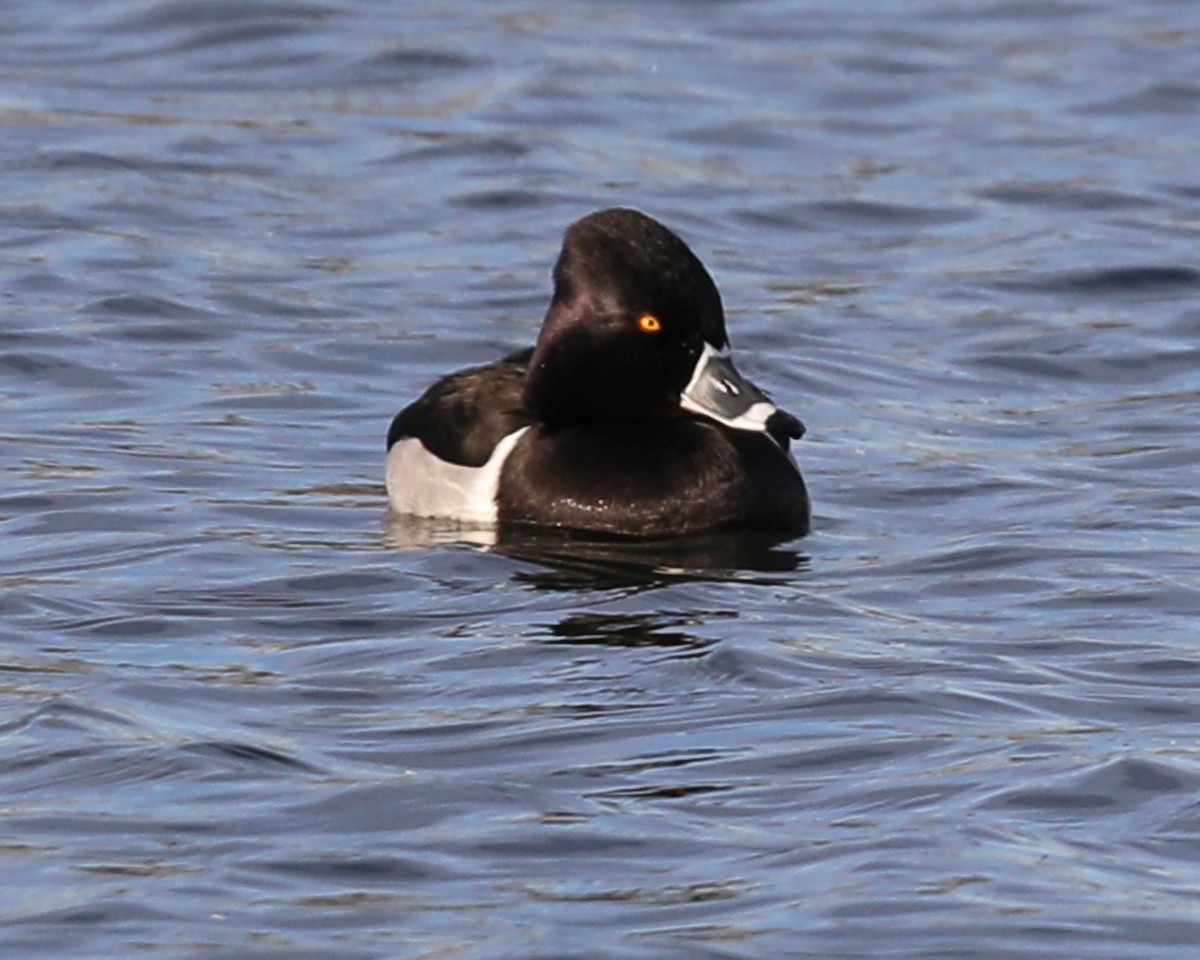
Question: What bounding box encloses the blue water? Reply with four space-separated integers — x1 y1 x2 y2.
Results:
3 1 1200 957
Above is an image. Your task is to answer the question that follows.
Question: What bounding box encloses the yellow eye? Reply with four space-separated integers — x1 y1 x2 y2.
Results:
637 313 662 334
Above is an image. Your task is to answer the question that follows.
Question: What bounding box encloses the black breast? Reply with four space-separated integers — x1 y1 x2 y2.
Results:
497 420 809 538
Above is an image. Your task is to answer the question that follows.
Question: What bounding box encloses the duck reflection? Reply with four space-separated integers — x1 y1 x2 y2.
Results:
499 527 806 590
383 511 807 589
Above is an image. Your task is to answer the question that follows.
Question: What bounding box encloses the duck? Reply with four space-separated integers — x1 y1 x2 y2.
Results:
386 207 810 539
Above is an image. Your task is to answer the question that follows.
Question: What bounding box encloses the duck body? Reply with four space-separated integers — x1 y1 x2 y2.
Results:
386 208 810 539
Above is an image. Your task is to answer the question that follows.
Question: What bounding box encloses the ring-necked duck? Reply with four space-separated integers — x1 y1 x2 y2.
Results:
386 208 810 538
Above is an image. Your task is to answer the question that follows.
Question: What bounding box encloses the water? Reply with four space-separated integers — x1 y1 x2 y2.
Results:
3 1 1200 956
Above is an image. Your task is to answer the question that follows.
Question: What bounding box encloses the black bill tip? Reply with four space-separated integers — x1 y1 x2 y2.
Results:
767 409 805 442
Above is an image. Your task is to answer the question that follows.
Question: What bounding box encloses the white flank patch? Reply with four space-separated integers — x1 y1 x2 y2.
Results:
386 427 529 524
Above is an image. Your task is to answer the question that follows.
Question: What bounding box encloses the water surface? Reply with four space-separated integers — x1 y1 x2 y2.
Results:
3 1 1200 957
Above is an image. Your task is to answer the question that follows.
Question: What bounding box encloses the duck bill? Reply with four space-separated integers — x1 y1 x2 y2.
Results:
679 342 780 432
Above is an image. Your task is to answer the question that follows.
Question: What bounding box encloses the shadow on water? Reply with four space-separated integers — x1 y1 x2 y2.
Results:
541 610 720 650
382 511 809 591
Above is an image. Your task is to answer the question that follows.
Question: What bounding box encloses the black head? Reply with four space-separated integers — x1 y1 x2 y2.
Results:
523 208 729 426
